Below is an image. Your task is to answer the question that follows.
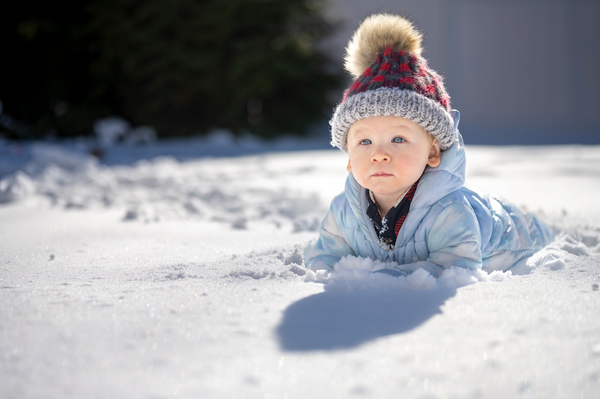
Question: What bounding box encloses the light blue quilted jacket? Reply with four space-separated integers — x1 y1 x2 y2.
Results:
304 121 553 276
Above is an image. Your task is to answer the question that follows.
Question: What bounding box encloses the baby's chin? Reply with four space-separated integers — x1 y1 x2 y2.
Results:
365 183 411 198
354 174 414 196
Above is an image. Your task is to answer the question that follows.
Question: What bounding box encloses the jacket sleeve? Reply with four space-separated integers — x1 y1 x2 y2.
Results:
303 207 356 271
389 202 483 277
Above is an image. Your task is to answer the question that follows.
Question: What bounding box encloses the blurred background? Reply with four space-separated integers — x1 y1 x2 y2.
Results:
326 0 600 145
1 0 599 146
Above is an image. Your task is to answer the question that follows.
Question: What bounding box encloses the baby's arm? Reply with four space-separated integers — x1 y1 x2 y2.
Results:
384 202 483 277
426 202 483 271
304 208 355 271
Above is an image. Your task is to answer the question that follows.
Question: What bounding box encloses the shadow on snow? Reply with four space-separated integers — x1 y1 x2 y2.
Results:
276 287 457 351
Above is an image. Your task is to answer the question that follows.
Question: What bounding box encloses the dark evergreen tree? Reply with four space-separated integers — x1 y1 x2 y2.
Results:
0 1 107 138
1 0 340 139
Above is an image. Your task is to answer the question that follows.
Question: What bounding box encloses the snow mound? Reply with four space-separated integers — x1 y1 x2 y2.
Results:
304 255 512 291
0 171 34 204
523 232 600 273
130 245 309 284
222 245 308 282
94 116 157 147
31 142 98 171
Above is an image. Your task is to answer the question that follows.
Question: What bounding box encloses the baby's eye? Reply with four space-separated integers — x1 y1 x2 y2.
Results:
392 137 405 143
359 139 372 145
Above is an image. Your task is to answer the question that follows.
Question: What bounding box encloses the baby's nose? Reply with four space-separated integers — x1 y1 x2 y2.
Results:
372 147 391 162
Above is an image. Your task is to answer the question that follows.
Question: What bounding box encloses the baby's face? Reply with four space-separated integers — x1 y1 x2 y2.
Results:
346 115 441 204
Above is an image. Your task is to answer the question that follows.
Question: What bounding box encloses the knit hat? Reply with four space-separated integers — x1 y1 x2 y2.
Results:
330 14 456 152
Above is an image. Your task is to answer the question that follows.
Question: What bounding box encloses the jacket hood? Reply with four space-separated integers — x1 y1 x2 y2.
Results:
414 110 464 208
345 110 465 247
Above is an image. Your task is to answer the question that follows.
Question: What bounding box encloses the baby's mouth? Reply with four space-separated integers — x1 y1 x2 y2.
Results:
372 172 393 177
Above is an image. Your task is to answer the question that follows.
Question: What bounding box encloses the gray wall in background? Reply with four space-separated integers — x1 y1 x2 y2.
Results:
324 0 600 145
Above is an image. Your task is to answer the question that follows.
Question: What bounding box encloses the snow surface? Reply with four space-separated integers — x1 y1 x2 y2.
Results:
1 137 600 399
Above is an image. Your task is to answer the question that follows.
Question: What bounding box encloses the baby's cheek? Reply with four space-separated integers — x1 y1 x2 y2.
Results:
352 171 368 186
352 168 371 187
396 157 425 176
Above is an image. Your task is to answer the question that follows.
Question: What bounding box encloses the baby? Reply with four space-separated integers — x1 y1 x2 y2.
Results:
304 13 553 276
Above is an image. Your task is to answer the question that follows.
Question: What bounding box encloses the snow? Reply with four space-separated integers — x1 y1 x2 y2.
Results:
305 256 511 291
1 136 600 398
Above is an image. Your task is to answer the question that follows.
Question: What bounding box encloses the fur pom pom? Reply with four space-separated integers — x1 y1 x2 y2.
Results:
344 14 423 79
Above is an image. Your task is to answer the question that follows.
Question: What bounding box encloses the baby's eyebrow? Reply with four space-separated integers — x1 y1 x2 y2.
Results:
388 124 412 130
348 128 372 136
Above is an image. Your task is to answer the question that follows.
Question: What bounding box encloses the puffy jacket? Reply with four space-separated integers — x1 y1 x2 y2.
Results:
304 123 553 276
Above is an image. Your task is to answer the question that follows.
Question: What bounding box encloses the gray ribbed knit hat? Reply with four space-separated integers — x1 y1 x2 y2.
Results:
330 14 456 152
